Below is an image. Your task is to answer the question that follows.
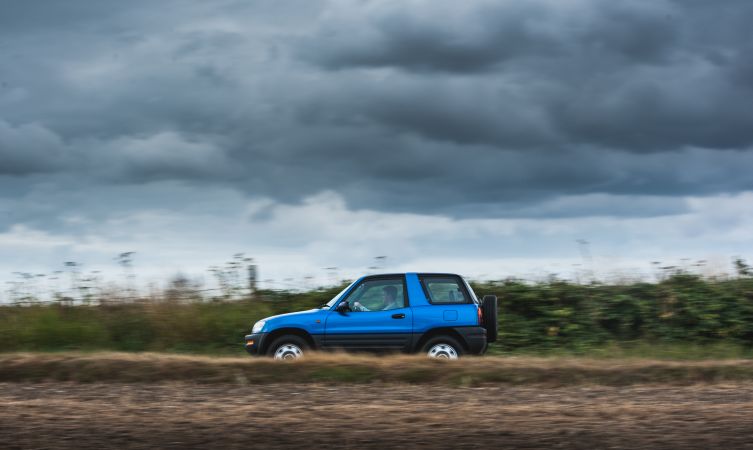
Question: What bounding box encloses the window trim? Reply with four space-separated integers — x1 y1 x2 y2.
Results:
338 274 409 311
418 274 473 305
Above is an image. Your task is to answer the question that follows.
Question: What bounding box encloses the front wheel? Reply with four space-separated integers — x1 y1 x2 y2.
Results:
267 335 308 360
422 336 464 360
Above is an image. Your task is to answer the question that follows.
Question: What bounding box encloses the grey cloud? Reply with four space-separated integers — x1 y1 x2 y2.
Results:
0 121 65 175
299 0 753 152
302 5 557 73
0 0 752 227
303 1 680 73
293 74 560 148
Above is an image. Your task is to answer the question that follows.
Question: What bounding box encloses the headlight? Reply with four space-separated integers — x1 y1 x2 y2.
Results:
252 320 266 334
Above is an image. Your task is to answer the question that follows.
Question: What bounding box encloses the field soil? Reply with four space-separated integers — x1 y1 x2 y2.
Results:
2 382 753 449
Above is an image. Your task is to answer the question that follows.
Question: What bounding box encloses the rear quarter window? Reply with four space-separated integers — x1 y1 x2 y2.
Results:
419 276 471 304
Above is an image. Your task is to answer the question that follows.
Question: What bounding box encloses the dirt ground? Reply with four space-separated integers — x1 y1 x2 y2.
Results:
2 383 753 449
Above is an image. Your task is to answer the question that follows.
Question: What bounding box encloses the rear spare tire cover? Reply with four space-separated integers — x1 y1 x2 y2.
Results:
482 295 498 342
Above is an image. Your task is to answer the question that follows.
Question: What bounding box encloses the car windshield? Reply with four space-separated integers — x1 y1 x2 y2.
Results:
323 280 356 308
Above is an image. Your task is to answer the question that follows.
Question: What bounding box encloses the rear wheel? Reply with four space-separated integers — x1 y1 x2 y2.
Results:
422 335 464 360
267 335 308 360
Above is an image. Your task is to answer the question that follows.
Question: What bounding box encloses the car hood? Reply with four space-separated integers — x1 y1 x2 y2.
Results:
263 308 325 323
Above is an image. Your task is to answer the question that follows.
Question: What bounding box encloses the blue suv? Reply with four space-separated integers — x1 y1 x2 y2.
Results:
244 273 498 359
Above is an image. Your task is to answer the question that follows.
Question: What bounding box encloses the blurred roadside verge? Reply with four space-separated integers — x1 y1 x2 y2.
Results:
3 352 753 386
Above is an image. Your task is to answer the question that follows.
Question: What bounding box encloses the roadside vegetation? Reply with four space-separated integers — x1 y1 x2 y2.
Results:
2 265 753 359
3 352 753 385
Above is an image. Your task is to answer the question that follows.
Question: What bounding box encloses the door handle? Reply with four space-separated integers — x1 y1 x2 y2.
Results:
391 313 405 319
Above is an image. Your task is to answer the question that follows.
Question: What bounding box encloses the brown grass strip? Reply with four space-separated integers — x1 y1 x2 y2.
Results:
2 352 753 385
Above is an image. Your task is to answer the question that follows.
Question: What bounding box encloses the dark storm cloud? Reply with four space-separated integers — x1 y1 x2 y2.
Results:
0 121 65 175
1 0 753 225
301 1 753 152
304 1 679 73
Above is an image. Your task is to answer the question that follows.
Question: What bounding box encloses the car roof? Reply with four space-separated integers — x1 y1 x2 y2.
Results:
366 272 463 277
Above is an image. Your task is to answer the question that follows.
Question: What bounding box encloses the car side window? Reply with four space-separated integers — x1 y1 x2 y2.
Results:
344 277 406 312
420 276 470 304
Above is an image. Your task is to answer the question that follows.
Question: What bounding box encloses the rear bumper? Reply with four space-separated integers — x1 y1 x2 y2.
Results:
455 326 488 355
244 333 268 356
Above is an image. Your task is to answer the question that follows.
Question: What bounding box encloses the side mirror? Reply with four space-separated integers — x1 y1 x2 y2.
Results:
335 301 349 313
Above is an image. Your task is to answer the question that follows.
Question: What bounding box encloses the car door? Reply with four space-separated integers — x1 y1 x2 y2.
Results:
324 275 413 351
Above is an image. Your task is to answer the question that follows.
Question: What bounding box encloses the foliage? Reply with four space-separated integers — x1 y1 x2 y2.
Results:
471 273 753 351
0 285 341 354
3 274 753 355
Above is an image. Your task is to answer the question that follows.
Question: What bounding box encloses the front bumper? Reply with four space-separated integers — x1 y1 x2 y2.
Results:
244 332 268 356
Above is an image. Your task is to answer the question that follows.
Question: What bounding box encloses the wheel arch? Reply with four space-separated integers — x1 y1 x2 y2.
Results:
413 327 469 353
261 327 316 354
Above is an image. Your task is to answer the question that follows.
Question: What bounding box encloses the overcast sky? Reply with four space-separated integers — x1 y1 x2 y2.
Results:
1 0 752 296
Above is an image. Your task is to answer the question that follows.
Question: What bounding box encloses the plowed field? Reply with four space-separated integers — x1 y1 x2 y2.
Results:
3 382 753 449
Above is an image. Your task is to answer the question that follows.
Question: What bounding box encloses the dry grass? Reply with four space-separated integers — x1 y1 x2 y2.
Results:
3 352 753 385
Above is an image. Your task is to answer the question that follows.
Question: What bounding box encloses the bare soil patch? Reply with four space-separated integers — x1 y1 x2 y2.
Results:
2 383 753 449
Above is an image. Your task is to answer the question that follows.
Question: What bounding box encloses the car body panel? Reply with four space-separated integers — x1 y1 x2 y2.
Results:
258 308 328 335
323 306 413 350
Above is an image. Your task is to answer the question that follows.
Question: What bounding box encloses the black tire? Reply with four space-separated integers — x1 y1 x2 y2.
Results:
482 295 498 343
421 335 464 359
266 335 309 360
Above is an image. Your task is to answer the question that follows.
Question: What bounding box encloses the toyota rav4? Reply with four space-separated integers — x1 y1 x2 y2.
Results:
244 273 498 359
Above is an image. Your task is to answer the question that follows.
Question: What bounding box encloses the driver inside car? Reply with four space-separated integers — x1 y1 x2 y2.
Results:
352 285 400 311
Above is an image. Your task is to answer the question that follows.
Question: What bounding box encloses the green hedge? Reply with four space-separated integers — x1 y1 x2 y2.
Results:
2 274 753 354
482 274 753 351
